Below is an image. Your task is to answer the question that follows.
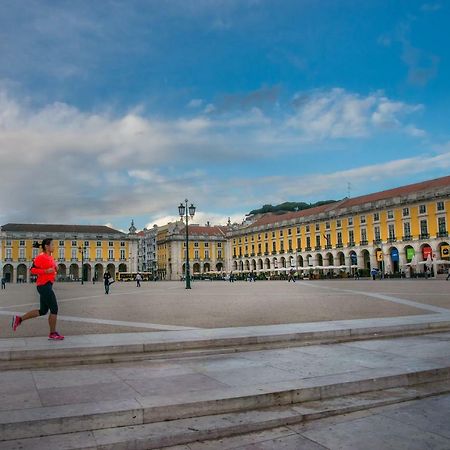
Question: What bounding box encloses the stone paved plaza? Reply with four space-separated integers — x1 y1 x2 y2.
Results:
0 279 449 338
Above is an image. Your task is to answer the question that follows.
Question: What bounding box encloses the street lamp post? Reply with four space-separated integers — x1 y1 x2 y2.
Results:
78 245 86 285
178 199 196 289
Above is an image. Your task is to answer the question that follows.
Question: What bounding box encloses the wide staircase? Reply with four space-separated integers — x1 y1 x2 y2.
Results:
1 313 450 449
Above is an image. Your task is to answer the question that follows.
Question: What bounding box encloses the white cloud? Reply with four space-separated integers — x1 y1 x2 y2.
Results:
187 98 203 108
288 88 423 140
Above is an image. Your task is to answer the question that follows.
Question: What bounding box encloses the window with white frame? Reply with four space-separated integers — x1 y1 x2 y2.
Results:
361 228 367 242
194 249 199 259
374 226 381 240
420 219 428 235
315 223 320 231
84 241 89 247
109 241 114 247
72 241 77 246
32 248 39 258
305 225 310 233
360 216 366 224
120 249 125 260
204 242 209 247
205 249 209 259
403 222 411 237
59 240 64 246
218 249 222 258
19 248 25 259
120 241 125 247
19 240 25 246
96 248 102 259
72 248 77 259
194 242 199 247
438 217 447 234
437 201 445 211
348 230 354 243
348 217 353 226
419 204 427 214
97 241 102 247
6 248 12 259
387 210 394 219
402 207 410 217
373 212 380 222
336 219 342 228
59 248 65 259
108 249 114 260
388 224 396 239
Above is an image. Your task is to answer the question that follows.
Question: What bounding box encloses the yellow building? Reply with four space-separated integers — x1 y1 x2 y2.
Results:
228 175 450 277
157 222 227 280
0 223 139 283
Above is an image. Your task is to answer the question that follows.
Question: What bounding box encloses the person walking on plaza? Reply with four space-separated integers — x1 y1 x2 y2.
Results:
11 239 64 340
288 268 296 282
136 273 142 287
371 268 377 281
229 271 234 282
103 270 112 294
1 277 5 289
446 267 450 281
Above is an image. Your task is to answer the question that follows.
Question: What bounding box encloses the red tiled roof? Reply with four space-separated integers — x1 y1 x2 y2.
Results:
187 225 227 237
1 223 125 235
245 175 450 229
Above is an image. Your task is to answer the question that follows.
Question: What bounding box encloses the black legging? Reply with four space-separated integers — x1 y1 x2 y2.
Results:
37 282 58 315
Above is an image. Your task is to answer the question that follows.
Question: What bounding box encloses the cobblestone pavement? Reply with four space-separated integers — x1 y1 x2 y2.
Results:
0 279 449 337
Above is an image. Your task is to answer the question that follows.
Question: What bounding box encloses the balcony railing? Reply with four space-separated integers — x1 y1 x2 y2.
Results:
305 246 312 251
264 251 269 255
279 250 285 254
272 251 277 255
315 245 321 251
387 237 397 243
420 233 430 240
360 240 368 246
373 239 382 245
348 242 355 247
336 243 343 248
437 231 448 238
325 245 332 250
402 235 412 241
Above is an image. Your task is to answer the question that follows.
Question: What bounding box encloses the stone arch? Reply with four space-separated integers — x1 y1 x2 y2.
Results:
336 252 345 266
106 263 116 278
83 263 92 282
306 254 313 267
232 261 238 271
17 264 27 283
297 254 304 267
203 262 210 273
325 252 334 266
245 260 250 271
272 257 278 269
69 263 79 279
280 257 286 268
239 260 244 271
437 241 449 260
419 243 432 262
118 263 127 272
216 262 224 272
251 259 256 271
257 259 263 270
193 263 201 273
361 249 371 270
2 264 13 283
264 258 271 270
94 263 104 280
316 254 323 266
57 263 67 278
349 250 357 267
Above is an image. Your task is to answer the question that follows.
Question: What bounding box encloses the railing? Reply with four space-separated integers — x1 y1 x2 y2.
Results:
348 242 355 247
360 240 368 246
279 250 285 254
315 246 321 251
336 243 343 248
264 251 269 255
305 246 312 251
272 251 277 255
437 231 448 238
325 245 332 250
373 239 382 245
420 233 430 239
387 237 397 243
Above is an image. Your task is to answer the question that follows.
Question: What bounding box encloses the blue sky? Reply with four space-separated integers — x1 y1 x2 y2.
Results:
0 0 449 230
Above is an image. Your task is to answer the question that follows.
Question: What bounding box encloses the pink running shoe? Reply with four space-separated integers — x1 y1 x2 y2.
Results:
11 315 22 332
48 332 64 340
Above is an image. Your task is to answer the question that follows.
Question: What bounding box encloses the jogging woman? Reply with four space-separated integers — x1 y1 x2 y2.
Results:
11 238 64 340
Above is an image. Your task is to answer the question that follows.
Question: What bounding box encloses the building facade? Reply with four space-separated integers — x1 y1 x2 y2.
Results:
137 225 158 273
228 176 450 277
157 222 227 280
0 223 139 283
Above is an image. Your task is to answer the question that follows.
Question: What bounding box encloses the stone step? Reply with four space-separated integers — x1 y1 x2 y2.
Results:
2 314 450 370
2 378 450 450
1 364 449 442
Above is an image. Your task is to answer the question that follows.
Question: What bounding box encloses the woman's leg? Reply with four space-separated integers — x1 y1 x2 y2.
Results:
21 309 41 321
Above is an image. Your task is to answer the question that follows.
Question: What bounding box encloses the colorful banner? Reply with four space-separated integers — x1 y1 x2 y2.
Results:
391 248 399 262
406 247 415 261
422 247 432 258
441 245 450 258
350 253 357 264
376 250 383 262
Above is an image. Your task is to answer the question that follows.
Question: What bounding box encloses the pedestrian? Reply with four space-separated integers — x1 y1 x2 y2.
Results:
229 271 233 282
354 270 360 280
288 268 296 282
11 239 64 340
1 277 6 289
104 271 112 294
136 273 142 287
371 268 377 281
446 267 450 281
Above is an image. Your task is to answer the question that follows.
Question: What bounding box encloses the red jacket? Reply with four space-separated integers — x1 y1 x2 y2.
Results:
30 253 57 286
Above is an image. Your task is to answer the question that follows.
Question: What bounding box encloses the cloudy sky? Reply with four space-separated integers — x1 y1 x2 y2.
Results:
0 0 449 230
